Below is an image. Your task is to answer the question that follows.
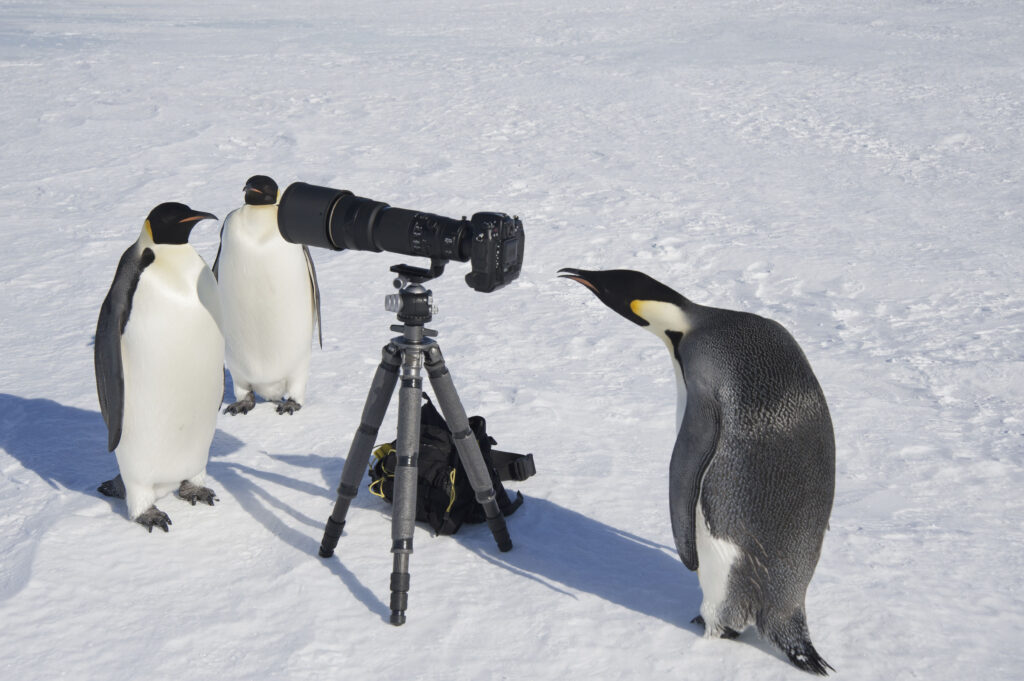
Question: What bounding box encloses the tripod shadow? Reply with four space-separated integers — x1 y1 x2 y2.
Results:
231 444 702 625
209 453 392 620
455 496 702 627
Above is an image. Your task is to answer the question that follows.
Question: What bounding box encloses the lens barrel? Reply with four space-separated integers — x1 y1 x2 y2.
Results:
278 182 470 261
277 182 351 251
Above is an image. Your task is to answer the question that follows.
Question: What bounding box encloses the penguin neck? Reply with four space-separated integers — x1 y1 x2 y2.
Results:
659 332 688 433
136 227 205 284
238 203 279 242
636 302 692 434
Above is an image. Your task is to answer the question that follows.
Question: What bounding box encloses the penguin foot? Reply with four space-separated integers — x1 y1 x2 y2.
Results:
97 474 126 499
275 398 301 415
224 391 256 415
690 615 740 640
136 506 172 533
178 480 218 506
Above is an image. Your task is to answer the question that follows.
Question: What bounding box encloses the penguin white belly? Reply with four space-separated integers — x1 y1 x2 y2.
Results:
117 252 223 518
695 495 743 636
669 354 743 636
219 208 313 401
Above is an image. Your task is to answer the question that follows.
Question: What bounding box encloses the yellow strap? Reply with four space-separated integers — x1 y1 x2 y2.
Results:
445 468 457 513
369 443 396 499
368 478 386 499
372 442 396 462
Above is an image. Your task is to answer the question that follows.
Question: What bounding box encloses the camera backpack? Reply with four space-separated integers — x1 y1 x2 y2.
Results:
368 394 535 535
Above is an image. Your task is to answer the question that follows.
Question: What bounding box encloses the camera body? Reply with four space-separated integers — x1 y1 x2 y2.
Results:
464 212 523 293
277 182 524 293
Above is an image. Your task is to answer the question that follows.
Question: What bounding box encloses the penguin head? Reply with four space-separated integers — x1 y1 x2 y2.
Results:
243 175 279 206
558 267 692 337
144 203 218 245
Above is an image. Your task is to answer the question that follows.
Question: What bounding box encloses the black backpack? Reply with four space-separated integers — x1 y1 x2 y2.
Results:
368 394 535 535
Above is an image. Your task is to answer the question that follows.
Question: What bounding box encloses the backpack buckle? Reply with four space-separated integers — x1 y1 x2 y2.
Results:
508 453 536 481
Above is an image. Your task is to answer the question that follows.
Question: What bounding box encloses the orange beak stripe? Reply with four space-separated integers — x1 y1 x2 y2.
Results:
565 276 599 293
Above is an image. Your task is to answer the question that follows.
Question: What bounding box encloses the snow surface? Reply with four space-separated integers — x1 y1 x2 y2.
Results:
2 1 1023 679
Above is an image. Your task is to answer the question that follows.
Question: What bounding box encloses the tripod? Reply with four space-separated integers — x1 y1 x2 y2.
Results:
318 264 513 625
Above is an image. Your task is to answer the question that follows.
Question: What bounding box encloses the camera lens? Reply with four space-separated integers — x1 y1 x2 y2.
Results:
328 194 390 252
277 182 351 251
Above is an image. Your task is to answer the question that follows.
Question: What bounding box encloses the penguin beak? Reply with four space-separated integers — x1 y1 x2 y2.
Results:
557 267 599 293
558 267 650 327
179 211 218 225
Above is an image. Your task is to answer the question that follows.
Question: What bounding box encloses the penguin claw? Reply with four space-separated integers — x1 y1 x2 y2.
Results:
275 399 301 415
690 614 740 639
224 392 256 415
136 507 171 533
178 481 218 506
97 475 126 499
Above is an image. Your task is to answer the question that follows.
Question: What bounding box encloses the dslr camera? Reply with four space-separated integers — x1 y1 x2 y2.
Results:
277 182 524 293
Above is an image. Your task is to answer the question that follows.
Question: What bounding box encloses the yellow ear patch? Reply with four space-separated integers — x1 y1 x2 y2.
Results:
630 299 691 335
144 219 153 240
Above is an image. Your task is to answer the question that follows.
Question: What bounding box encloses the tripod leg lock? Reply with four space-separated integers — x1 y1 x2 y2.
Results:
389 553 411 626
319 517 346 558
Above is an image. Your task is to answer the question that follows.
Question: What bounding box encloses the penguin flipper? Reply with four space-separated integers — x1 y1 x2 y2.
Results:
94 245 155 452
211 222 224 280
669 392 721 571
303 245 323 349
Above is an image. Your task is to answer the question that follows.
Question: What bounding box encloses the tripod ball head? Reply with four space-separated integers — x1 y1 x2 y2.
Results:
385 283 437 325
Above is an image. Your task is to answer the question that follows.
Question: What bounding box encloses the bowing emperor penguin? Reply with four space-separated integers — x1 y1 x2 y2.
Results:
95 203 224 532
559 268 835 675
213 175 322 415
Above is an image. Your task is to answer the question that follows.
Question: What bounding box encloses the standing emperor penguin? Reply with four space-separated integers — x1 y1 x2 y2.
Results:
213 175 322 415
559 268 836 675
95 203 224 532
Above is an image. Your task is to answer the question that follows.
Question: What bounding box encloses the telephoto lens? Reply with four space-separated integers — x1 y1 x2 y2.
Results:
277 181 524 292
277 182 468 260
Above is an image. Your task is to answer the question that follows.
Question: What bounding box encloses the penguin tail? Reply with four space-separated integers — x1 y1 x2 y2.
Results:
760 608 834 676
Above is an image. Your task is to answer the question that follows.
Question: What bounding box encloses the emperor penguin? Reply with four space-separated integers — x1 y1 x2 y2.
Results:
94 203 224 532
212 175 322 415
559 268 836 675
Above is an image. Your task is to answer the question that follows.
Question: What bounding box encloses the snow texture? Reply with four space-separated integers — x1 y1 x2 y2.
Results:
1 1 1022 679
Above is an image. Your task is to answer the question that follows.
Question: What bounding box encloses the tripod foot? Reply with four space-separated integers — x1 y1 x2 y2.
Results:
390 611 407 626
490 518 513 552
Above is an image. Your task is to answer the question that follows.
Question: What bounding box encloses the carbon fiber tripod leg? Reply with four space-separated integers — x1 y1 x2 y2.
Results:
318 343 401 558
424 344 513 552
388 345 425 625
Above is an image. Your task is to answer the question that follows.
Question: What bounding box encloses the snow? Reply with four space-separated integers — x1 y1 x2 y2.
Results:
2 0 1023 678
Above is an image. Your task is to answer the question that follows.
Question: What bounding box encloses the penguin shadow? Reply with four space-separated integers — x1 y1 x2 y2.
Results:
0 393 244 514
207 451 393 621
459 499 797 667
0 393 120 497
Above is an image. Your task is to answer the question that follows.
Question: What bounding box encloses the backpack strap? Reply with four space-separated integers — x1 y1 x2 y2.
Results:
500 490 525 516
489 449 536 482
